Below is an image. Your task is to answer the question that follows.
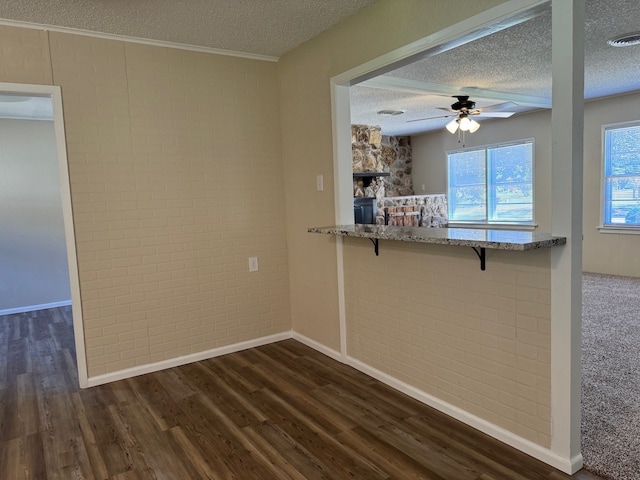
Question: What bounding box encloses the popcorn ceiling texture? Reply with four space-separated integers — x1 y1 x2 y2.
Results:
353 0 640 136
0 0 377 57
4 0 639 137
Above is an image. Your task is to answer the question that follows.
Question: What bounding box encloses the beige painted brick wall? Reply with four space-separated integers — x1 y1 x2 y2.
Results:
344 238 552 447
278 0 510 353
0 26 290 377
2 2 554 450
276 0 553 451
0 25 53 84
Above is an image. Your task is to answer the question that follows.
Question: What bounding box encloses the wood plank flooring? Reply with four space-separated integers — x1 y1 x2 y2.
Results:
0 307 603 479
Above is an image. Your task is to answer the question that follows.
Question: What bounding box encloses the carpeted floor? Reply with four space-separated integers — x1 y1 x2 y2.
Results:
582 272 640 480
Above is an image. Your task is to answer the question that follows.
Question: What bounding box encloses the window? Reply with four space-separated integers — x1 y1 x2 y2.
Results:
602 122 640 228
447 140 534 224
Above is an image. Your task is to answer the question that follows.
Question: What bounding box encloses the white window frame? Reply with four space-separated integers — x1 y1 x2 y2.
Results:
446 138 535 228
599 120 640 234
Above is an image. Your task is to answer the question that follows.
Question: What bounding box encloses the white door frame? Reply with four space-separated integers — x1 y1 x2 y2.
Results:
0 82 88 388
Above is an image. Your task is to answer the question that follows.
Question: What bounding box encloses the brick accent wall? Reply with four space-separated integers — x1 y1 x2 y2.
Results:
0 26 291 377
344 239 552 447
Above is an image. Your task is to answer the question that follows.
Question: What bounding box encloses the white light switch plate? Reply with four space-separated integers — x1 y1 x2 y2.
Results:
316 174 324 191
248 257 258 272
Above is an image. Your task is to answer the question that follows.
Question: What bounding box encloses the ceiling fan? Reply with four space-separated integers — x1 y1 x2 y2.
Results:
407 95 517 134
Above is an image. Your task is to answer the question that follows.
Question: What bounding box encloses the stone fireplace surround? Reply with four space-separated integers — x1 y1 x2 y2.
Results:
352 124 447 227
351 124 412 198
378 194 448 227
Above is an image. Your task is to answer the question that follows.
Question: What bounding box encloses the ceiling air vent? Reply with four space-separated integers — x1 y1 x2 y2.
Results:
608 32 640 47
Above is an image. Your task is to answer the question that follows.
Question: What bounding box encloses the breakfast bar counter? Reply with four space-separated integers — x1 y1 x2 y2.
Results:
308 224 566 270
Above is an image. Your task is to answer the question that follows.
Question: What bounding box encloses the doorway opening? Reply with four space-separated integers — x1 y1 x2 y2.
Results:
0 82 87 387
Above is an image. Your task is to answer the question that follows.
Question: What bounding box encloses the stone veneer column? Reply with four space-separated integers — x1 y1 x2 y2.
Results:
381 135 413 197
351 124 413 198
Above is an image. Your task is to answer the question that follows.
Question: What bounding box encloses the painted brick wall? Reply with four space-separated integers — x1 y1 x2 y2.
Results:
0 25 52 84
343 238 552 447
0 26 290 377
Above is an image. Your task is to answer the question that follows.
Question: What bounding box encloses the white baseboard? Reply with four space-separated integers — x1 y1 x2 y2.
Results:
86 331 292 387
344 355 580 475
84 327 580 474
87 331 341 388
291 331 343 362
0 300 72 316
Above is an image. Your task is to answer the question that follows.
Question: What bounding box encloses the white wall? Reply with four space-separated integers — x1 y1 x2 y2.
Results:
411 90 640 277
0 117 70 312
412 131 448 195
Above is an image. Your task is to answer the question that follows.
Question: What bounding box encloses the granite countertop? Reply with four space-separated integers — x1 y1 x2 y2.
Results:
307 224 566 251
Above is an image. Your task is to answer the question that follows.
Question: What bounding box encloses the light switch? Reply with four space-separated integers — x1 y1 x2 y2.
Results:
248 257 258 272
316 174 324 191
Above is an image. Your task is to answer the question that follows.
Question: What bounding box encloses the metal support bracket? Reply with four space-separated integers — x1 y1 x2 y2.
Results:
367 238 484 268
369 238 379 256
471 247 486 271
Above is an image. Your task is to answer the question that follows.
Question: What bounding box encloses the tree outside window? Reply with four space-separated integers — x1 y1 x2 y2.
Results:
603 122 640 227
447 140 534 225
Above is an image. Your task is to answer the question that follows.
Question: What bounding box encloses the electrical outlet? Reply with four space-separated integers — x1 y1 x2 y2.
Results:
316 174 324 191
248 257 258 272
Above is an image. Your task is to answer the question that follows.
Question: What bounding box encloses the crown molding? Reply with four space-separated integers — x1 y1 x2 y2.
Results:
0 17 279 62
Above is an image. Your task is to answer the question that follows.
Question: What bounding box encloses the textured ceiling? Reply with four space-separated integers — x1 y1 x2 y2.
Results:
1 0 639 132
0 0 378 58
0 0 377 120
351 0 640 136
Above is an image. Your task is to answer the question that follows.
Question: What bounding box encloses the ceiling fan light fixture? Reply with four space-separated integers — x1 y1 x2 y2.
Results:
458 116 472 131
607 32 640 47
445 118 459 134
445 116 480 134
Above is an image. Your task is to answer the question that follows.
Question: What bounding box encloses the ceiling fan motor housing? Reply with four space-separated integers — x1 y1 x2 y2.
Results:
451 95 476 112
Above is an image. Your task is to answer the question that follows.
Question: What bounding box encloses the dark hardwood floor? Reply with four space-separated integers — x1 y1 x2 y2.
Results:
0 307 602 480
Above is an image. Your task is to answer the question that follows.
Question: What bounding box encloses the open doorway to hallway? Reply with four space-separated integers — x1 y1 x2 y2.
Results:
0 95 70 315
0 82 87 387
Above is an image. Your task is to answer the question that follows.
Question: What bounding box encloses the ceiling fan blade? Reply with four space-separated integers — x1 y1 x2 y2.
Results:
406 97 516 124
475 111 516 118
479 101 519 113
406 113 455 123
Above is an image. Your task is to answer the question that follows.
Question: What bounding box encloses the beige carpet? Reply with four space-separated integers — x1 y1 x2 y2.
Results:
582 272 640 480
